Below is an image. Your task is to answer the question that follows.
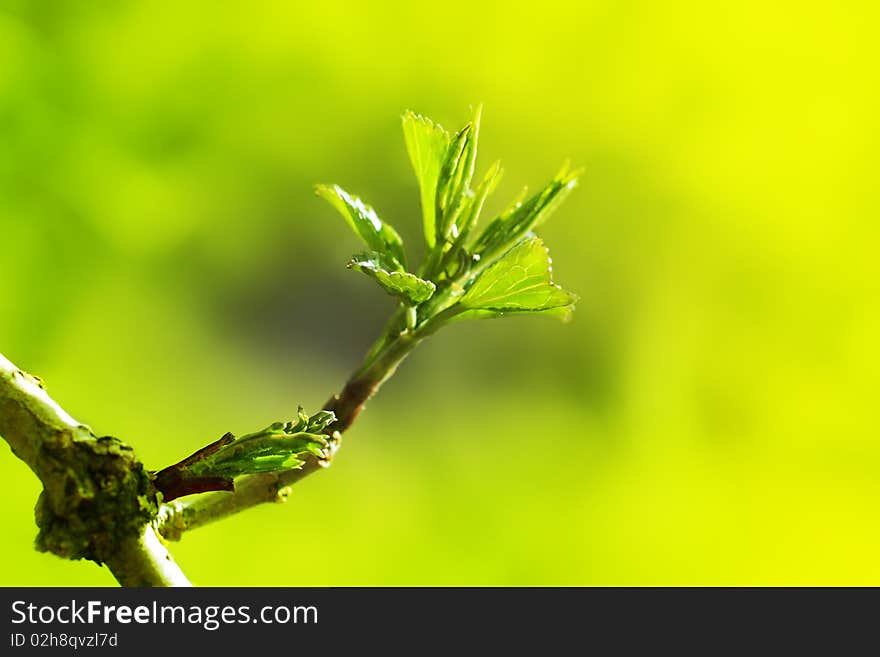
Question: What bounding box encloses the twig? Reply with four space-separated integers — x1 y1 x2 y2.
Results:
2 107 579 584
158 319 424 539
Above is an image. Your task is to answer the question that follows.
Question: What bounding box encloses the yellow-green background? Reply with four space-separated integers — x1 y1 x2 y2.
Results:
1 0 877 585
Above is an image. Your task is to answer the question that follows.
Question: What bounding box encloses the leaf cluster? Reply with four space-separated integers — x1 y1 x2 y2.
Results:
188 408 334 480
316 106 579 333
156 408 335 496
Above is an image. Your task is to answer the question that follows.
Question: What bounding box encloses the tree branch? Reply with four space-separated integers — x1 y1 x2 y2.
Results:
0 352 191 587
1 107 578 585
105 525 192 587
158 321 424 540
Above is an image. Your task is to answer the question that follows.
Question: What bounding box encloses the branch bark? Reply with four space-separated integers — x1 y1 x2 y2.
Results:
0 353 191 587
2 302 433 579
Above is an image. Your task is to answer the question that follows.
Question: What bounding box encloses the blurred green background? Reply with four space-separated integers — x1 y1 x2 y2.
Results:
1 0 878 585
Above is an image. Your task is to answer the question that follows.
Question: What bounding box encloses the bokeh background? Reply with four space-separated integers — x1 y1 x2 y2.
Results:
1 0 878 585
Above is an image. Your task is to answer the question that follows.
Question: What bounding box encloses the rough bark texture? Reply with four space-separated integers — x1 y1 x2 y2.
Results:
0 353 191 586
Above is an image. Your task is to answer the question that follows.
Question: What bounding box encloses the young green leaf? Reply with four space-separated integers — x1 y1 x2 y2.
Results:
455 159 503 246
447 106 481 215
348 253 436 304
452 304 576 323
402 111 450 249
460 236 578 314
436 123 471 222
315 184 407 269
306 410 337 433
186 419 332 480
436 105 481 243
470 162 580 262
152 409 340 501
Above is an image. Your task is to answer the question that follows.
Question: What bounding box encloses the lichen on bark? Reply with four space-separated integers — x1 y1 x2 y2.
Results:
32 434 158 563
